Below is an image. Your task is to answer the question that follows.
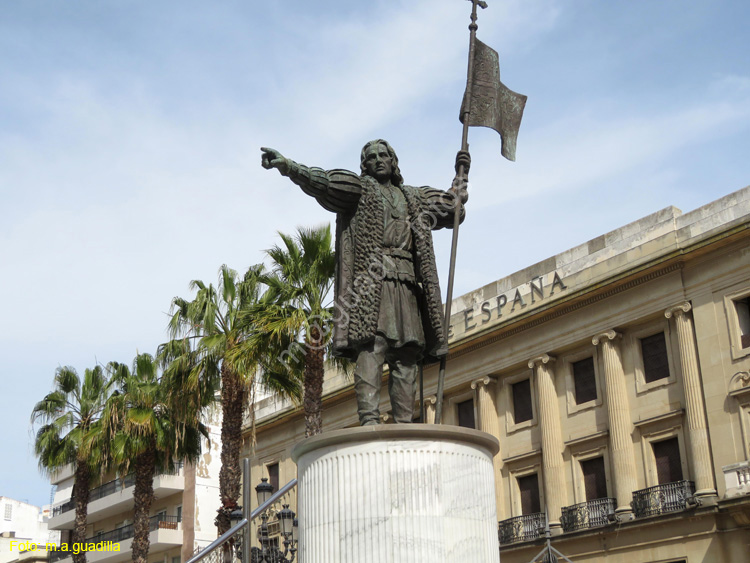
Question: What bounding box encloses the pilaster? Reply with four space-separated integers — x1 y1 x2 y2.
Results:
423 395 437 425
592 330 637 519
471 376 504 519
528 354 565 532
665 302 717 498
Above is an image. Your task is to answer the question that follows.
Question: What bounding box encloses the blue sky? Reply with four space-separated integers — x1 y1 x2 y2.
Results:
1 0 748 508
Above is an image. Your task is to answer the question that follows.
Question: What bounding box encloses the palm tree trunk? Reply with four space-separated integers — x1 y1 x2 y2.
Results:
131 450 156 563
216 361 245 535
304 326 325 437
72 460 91 563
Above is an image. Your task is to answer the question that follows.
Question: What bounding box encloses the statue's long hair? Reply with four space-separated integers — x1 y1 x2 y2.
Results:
359 139 404 186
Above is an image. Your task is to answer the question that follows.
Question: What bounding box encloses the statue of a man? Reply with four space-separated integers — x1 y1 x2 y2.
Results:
261 140 469 425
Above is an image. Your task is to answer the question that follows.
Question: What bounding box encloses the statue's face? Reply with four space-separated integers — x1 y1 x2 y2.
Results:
363 143 393 183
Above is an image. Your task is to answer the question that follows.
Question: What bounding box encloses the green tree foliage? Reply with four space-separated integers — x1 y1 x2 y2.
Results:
166 264 299 535
237 225 342 437
101 353 208 563
31 366 111 563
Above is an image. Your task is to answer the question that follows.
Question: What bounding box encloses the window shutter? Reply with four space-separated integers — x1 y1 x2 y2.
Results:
513 379 533 423
572 357 597 404
581 457 608 500
653 438 683 484
735 297 750 348
641 332 670 383
518 474 541 515
268 462 279 493
456 398 476 429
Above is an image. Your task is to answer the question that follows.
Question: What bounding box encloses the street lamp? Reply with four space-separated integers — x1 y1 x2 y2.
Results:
277 505 297 561
229 507 244 527
228 505 245 563
255 478 274 506
252 482 298 563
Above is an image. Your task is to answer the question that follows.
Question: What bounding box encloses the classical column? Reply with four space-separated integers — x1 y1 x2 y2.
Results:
592 330 637 520
424 395 437 424
665 302 717 498
528 355 565 532
471 376 505 519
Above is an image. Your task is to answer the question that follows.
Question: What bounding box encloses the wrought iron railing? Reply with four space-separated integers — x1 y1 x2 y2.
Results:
51 500 75 518
560 497 616 532
48 514 180 562
632 480 696 518
498 512 545 544
50 463 183 517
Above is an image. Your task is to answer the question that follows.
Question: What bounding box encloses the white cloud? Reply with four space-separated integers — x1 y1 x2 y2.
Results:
2 0 749 508
466 88 750 209
250 0 562 155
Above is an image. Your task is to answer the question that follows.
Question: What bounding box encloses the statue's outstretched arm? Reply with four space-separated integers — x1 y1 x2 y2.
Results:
261 147 290 175
261 147 362 214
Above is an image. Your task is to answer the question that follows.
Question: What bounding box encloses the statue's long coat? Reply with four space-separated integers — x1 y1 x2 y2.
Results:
286 164 463 362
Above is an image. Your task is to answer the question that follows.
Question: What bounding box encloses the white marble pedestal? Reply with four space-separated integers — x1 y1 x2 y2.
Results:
291 425 500 562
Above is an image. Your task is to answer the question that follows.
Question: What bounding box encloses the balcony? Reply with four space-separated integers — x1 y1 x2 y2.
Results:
723 460 750 498
49 514 181 563
560 498 616 532
632 480 696 518
498 513 545 545
51 500 75 518
49 466 184 530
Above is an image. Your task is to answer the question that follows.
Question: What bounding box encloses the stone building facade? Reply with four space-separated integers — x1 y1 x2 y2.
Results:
244 186 750 562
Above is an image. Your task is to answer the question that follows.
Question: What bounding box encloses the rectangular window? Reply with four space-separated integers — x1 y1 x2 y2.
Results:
581 457 608 500
176 505 182 523
512 379 533 423
572 357 597 404
518 474 541 515
267 462 279 493
735 297 750 349
640 332 670 383
456 398 476 429
4 504 11 520
653 437 683 484
172 556 181 563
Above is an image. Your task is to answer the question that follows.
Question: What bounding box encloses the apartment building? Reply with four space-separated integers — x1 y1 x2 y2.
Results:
244 185 750 561
0 497 58 563
46 406 222 563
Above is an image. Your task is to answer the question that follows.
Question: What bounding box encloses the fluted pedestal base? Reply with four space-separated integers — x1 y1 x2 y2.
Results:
292 425 501 563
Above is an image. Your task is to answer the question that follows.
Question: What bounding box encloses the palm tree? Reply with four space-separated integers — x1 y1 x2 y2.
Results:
31 365 111 563
248 225 339 437
166 264 299 534
102 353 208 563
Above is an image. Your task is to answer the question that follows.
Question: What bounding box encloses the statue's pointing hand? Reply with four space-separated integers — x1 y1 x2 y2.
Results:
261 147 291 176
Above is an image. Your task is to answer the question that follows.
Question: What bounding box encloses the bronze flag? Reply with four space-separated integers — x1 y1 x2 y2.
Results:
460 38 527 161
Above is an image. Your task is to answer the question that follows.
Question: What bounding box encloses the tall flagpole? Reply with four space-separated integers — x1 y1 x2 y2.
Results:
434 0 487 425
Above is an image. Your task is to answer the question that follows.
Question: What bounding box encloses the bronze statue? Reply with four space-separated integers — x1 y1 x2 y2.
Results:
262 141 469 425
